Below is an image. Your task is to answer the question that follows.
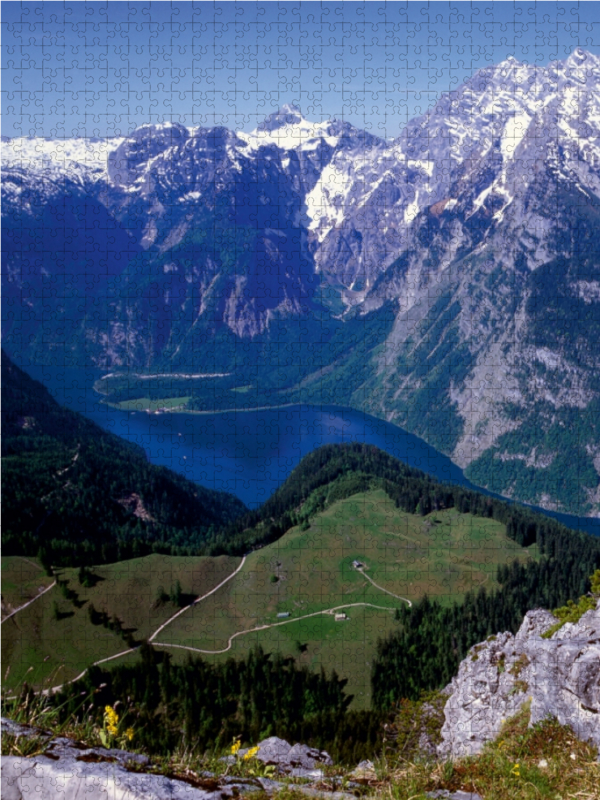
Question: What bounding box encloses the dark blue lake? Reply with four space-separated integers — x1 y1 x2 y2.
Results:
22 363 600 537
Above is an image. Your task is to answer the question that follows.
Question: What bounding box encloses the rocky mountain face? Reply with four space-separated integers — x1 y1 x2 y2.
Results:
437 600 600 760
4 50 600 514
362 48 600 515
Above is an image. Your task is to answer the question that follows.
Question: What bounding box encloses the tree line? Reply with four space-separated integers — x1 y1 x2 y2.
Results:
371 539 600 709
205 441 600 560
6 350 598 573
50 644 384 765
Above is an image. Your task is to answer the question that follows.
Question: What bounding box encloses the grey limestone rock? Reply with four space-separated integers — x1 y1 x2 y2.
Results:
254 736 291 765
288 742 333 769
1 720 150 769
257 778 355 800
253 737 332 773
438 602 600 759
1 725 339 800
347 759 376 782
1 755 239 800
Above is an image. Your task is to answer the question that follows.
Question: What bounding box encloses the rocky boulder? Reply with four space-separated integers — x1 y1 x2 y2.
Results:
1 720 249 800
235 736 333 779
438 602 600 759
250 737 332 770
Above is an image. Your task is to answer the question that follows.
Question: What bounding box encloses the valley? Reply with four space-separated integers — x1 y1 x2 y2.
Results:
6 49 600 515
5 10 600 790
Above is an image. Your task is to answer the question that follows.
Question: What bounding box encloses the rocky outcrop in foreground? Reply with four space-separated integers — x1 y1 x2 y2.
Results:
1 724 354 800
1 722 483 800
5 595 598 800
438 602 600 759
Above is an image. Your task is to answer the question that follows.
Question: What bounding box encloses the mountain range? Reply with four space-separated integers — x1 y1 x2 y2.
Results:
4 48 600 516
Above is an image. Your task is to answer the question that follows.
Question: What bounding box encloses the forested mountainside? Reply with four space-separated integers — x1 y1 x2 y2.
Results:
4 364 600 768
371 551 600 710
1 353 247 566
4 50 600 515
50 643 384 765
208 440 600 558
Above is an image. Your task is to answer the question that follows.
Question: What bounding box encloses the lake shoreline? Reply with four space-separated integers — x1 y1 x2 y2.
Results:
105 400 304 415
102 396 600 530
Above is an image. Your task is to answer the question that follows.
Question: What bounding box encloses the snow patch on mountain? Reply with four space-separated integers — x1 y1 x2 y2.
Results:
500 112 532 161
1 136 124 183
305 161 355 242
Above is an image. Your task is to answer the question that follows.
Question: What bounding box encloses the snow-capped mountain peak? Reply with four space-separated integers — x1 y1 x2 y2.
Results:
257 103 305 132
1 135 125 184
563 46 600 70
4 48 600 302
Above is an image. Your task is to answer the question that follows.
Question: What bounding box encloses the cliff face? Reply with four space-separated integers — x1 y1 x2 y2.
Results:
437 602 600 759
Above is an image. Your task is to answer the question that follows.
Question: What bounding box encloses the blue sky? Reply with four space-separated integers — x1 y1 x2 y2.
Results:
3 1 600 139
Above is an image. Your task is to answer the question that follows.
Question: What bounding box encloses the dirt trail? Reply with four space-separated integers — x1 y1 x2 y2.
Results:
153 601 398 655
19 556 44 570
30 551 414 694
356 567 412 607
149 554 247 641
42 557 248 694
1 581 57 624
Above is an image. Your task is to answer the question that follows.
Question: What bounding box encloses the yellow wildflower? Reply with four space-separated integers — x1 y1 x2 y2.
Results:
243 745 260 761
125 728 134 742
104 705 119 737
231 737 241 756
510 763 521 777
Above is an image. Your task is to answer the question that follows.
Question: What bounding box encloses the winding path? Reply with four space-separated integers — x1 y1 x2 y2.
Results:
153 601 398 655
41 557 248 694
44 648 139 695
149 555 247 642
356 567 412 607
1 581 57 624
19 556 46 571
20 551 413 694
